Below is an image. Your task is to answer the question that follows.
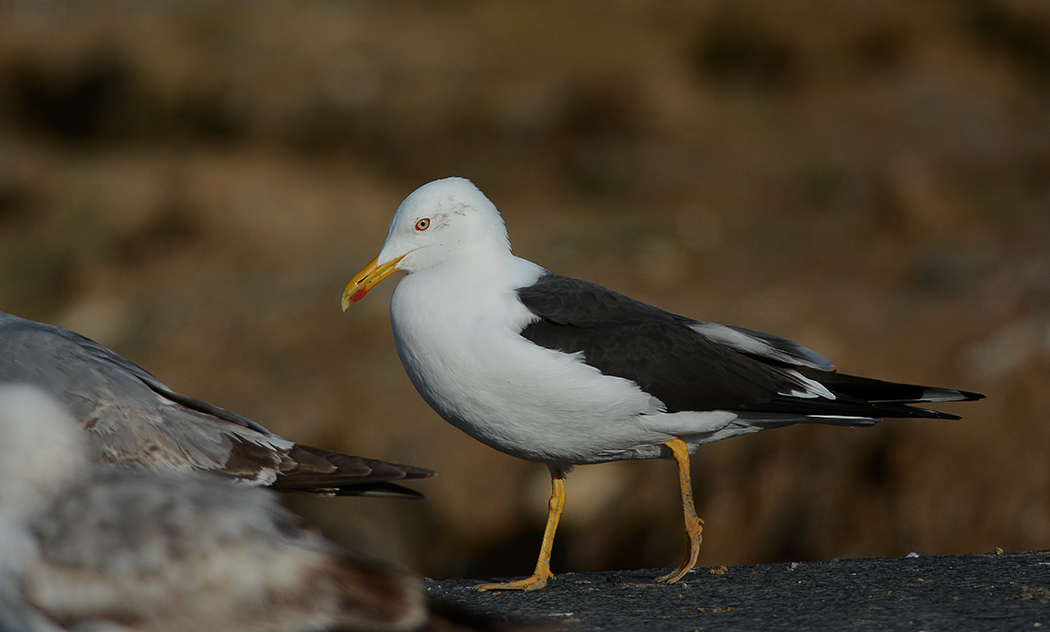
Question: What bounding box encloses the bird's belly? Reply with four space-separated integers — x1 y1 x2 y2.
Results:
392 317 669 464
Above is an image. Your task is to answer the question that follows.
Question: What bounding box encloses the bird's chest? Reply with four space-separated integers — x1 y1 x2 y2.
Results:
387 276 664 463
390 279 529 414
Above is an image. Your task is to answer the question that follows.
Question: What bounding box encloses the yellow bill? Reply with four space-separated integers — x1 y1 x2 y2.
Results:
341 255 405 310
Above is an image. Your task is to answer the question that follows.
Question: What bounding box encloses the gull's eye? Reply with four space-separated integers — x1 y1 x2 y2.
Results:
415 218 430 231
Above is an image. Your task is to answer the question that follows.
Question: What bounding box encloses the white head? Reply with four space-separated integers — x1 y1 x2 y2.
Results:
343 177 512 307
0 384 87 519
0 385 88 582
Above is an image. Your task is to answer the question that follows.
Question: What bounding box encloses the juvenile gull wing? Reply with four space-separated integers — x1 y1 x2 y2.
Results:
518 273 982 421
0 311 432 497
0 385 431 632
26 472 429 632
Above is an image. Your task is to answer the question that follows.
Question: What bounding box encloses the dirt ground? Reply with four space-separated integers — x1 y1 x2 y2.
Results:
1 1 1048 581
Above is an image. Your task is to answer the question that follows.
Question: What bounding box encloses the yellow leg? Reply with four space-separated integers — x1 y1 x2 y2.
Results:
656 438 704 584
477 467 566 591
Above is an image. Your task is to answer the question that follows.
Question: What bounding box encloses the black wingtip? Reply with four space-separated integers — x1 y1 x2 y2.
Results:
917 409 963 420
932 388 985 419
914 386 986 404
272 444 436 497
332 481 428 499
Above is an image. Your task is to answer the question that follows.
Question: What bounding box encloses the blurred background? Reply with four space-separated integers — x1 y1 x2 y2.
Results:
1 1 1047 580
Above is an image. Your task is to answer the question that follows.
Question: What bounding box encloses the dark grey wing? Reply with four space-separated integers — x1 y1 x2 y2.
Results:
516 275 983 419
516 275 802 413
0 311 433 497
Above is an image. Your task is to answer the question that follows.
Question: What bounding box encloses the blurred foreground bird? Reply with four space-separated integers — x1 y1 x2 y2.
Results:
342 177 984 590
0 311 433 498
0 384 514 632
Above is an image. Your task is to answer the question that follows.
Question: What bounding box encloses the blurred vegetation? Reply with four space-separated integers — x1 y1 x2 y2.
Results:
1 1 1048 579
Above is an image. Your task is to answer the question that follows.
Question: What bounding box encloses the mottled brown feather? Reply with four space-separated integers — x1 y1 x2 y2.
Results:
0 311 434 498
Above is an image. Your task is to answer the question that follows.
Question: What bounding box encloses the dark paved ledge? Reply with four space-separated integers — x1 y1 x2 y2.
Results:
426 550 1050 631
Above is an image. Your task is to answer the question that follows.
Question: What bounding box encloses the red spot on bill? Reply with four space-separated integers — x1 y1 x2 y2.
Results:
349 288 368 305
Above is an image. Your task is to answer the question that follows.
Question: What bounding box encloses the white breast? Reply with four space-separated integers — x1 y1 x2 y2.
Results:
389 253 673 464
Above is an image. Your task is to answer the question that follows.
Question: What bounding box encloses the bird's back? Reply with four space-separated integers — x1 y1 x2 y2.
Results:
0 311 433 496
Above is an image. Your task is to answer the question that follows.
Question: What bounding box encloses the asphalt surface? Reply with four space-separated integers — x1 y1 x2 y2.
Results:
427 550 1050 631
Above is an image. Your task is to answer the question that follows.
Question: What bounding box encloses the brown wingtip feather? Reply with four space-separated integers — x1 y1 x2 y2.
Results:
323 553 430 631
322 556 537 632
271 444 435 498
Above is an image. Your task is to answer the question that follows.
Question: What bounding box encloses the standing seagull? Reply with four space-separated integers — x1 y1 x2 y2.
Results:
342 177 983 591
0 311 433 498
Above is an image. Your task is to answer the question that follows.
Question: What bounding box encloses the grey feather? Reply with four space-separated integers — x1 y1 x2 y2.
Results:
0 385 431 632
0 311 433 497
518 272 983 421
